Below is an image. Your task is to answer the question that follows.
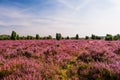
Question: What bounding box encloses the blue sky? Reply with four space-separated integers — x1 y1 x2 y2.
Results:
0 0 120 37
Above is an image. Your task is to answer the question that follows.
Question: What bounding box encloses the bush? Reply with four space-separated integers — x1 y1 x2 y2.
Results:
77 51 107 63
11 31 17 40
91 34 96 39
66 36 69 39
36 34 40 39
113 34 120 40
17 34 20 40
0 70 12 79
105 34 113 41
75 34 79 40
56 33 62 40
77 52 93 63
88 67 114 80
85 36 89 40
77 63 119 80
114 48 120 55
47 35 52 39
27 35 34 40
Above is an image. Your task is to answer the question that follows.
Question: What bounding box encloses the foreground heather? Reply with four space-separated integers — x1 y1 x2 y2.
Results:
0 40 120 80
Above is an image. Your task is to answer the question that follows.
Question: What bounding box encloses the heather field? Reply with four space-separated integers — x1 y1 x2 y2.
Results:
0 40 120 80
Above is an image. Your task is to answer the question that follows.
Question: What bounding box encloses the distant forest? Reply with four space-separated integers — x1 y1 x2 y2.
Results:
0 31 120 41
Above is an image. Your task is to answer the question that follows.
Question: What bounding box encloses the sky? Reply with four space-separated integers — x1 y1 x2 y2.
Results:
0 0 120 37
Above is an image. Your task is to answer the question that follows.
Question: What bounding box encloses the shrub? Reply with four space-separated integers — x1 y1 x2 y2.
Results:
16 34 20 40
88 67 113 80
77 51 107 63
75 34 79 40
56 33 62 40
36 34 40 39
113 34 120 40
77 63 91 79
85 36 89 40
114 48 120 55
91 34 96 39
77 52 93 63
47 35 52 39
105 34 113 41
11 31 17 40
66 36 70 39
0 70 12 79
27 35 34 40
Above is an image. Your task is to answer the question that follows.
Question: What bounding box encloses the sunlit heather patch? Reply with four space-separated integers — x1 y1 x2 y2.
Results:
0 40 120 79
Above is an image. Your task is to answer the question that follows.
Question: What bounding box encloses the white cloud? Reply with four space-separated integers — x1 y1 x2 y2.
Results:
57 0 74 9
0 21 6 25
75 0 92 11
56 0 92 12
110 0 120 5
1 0 120 37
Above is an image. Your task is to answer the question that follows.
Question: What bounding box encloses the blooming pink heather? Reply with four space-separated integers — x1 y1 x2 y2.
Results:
0 40 120 80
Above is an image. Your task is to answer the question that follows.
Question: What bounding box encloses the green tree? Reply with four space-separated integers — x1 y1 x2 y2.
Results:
96 36 102 40
66 36 70 39
56 33 62 40
20 36 26 40
75 34 79 40
0 35 10 40
113 34 120 40
91 34 96 40
11 31 17 40
47 35 52 39
43 36 47 39
16 34 20 40
36 34 40 39
85 36 89 40
27 35 31 40
105 34 113 41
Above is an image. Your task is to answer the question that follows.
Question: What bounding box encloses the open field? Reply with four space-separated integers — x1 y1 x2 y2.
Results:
0 40 120 80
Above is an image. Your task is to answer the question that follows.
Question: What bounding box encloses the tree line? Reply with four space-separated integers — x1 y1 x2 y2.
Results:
0 31 120 41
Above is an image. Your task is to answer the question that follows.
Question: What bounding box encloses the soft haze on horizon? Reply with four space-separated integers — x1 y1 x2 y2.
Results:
0 0 120 37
